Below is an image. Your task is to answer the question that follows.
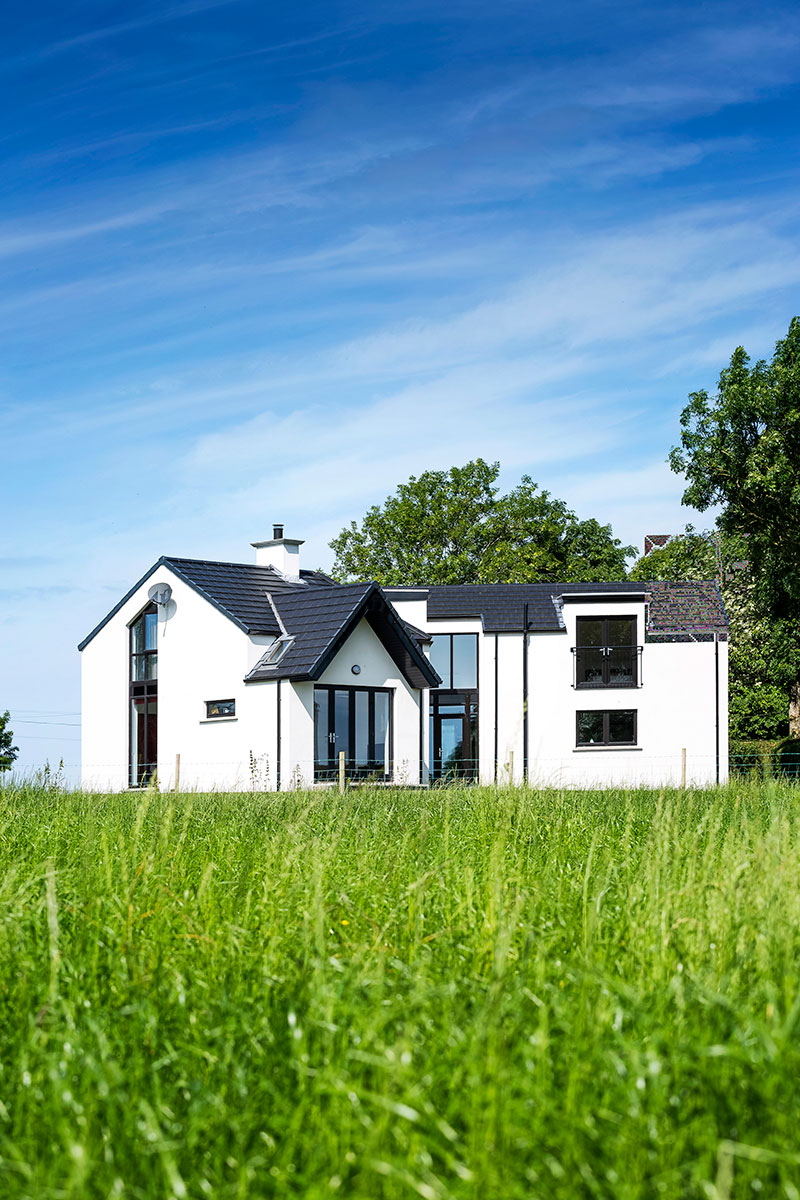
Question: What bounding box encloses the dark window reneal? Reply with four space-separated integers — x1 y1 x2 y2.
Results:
131 606 158 681
576 710 637 747
206 699 235 718
574 616 638 688
428 634 478 689
129 604 158 787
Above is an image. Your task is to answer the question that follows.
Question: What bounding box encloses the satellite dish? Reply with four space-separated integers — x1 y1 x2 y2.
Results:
148 583 173 606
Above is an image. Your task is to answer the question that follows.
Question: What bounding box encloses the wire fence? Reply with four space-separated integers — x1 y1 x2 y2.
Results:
8 748 800 792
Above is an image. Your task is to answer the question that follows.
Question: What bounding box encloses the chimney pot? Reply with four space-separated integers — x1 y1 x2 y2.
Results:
273 523 284 540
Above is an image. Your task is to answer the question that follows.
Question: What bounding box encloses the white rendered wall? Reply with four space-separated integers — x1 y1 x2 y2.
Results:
389 595 728 790
527 601 727 788
81 567 280 792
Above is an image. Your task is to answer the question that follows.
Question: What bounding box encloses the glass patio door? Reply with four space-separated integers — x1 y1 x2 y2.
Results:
314 687 392 781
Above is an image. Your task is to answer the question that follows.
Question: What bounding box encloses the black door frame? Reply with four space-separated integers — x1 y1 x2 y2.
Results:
313 685 394 780
430 690 478 781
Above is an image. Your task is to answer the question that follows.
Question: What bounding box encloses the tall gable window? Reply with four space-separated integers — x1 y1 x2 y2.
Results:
574 616 639 688
427 635 479 781
131 606 158 679
129 604 158 786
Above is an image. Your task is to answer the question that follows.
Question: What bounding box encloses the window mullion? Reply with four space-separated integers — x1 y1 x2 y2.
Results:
368 691 375 766
328 688 335 768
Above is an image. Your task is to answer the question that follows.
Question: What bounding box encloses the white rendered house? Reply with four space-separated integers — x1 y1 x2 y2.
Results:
79 528 729 791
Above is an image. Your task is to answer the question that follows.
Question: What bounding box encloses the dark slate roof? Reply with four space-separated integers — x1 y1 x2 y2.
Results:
387 582 648 633
246 583 440 687
384 584 561 632
384 580 728 640
165 557 335 634
77 555 336 650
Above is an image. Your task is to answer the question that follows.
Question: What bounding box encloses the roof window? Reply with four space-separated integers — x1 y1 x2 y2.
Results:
263 634 294 665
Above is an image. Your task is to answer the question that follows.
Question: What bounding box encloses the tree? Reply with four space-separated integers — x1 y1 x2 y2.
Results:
628 526 722 584
669 317 800 618
630 528 797 741
0 711 18 772
670 321 800 735
329 459 634 585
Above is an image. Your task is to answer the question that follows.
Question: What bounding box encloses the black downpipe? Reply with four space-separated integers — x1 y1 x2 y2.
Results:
522 602 529 785
715 635 720 785
494 634 499 785
419 687 425 788
276 678 282 792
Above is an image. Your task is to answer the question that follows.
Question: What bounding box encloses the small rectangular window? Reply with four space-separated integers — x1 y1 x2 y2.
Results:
206 699 235 718
576 710 636 747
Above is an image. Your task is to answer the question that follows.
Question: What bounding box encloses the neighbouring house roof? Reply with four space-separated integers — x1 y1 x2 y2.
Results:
644 534 673 556
382 580 728 641
245 582 440 688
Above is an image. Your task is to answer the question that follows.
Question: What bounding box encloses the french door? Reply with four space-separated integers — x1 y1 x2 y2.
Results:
430 690 478 781
314 686 392 781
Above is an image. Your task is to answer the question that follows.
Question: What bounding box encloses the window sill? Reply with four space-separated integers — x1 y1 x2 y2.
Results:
573 684 641 690
200 717 238 724
574 745 641 752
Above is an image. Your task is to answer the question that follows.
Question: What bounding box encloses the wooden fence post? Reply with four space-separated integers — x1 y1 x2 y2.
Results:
681 747 686 789
174 753 181 793
339 750 346 794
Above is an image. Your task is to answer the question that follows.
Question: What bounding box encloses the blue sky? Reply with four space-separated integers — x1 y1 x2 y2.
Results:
3 0 800 775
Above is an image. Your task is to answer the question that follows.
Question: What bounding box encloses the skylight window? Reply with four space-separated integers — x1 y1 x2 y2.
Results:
263 635 294 665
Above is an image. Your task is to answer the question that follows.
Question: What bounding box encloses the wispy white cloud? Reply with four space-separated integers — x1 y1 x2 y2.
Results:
13 0 239 64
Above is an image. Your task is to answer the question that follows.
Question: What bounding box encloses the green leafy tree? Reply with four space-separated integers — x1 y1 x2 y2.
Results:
330 460 634 585
0 711 18 772
628 526 722 583
669 319 800 735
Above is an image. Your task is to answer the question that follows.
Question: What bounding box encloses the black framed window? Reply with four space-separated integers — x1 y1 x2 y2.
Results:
313 686 393 781
574 616 639 688
131 605 158 681
576 710 637 747
206 699 235 718
129 604 158 786
429 634 478 689
429 690 478 781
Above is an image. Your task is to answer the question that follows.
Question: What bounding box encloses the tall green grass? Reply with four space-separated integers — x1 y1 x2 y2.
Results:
1 782 799 1199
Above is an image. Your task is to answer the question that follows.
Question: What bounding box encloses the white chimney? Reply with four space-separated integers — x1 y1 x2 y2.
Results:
251 524 304 579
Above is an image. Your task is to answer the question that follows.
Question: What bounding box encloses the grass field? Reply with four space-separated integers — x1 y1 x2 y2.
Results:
1 782 800 1199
